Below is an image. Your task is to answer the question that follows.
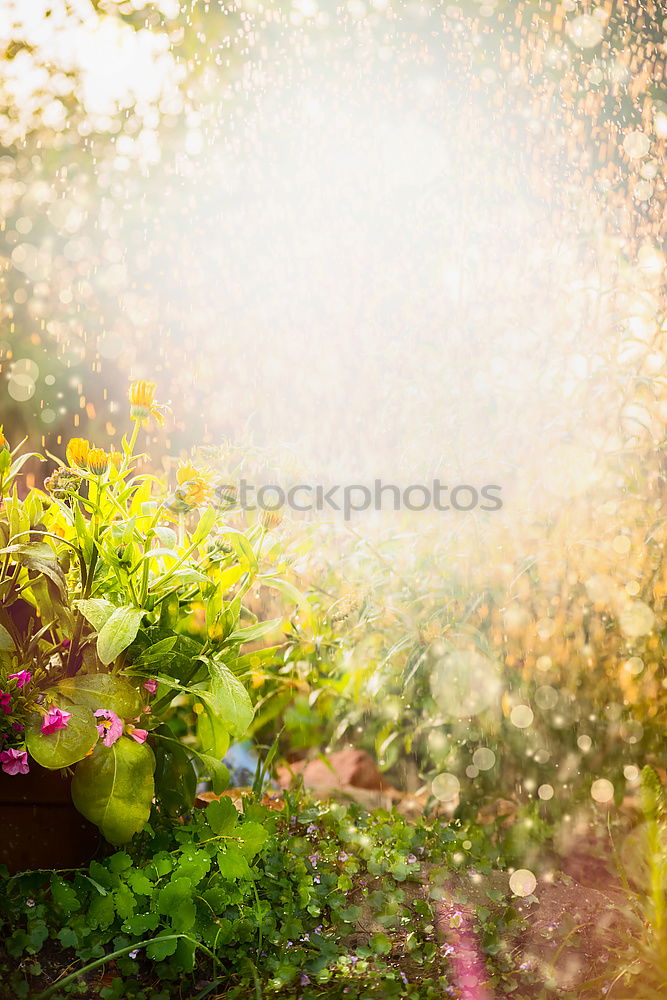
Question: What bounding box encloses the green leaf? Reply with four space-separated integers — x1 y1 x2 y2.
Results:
225 529 258 575
153 733 197 817
13 543 65 594
0 623 14 650
225 617 282 646
190 506 217 547
158 591 180 628
174 936 197 973
237 821 269 859
55 674 144 720
74 598 117 631
219 590 242 640
97 605 145 665
28 575 71 633
108 852 133 874
57 927 79 949
235 645 281 673
205 797 238 836
88 892 116 929
217 844 251 880
146 933 179 961
71 738 156 845
131 632 204 683
51 876 81 916
156 877 196 930
205 660 254 737
176 849 211 885
259 574 306 607
122 912 160 936
197 708 230 758
195 752 229 794
25 703 98 769
126 870 154 896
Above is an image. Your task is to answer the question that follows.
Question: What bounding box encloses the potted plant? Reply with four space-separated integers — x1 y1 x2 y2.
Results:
0 381 286 868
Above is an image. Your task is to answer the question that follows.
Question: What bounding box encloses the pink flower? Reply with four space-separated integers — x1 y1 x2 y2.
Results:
143 679 158 696
0 692 11 713
41 707 72 735
94 709 123 747
127 726 148 745
9 670 31 689
0 748 29 775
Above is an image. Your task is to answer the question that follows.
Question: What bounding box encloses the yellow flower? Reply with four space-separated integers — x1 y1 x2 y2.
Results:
87 448 109 476
108 451 123 468
176 463 213 507
0 426 8 451
129 379 168 426
66 438 90 469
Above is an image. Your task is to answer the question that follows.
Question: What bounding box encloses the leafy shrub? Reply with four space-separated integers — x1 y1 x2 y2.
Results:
0 384 293 844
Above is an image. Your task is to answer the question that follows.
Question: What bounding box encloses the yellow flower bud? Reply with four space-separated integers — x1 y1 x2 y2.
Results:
66 438 90 469
87 448 109 476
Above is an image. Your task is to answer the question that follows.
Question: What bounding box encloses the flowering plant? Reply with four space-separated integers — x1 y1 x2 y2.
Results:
0 383 285 844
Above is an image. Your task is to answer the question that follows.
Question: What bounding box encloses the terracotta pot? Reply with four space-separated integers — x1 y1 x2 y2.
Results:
0 764 102 873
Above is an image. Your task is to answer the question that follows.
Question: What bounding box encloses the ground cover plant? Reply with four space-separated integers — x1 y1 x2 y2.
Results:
0 785 624 1000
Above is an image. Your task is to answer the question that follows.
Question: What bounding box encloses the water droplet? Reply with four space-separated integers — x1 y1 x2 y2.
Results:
509 869 537 897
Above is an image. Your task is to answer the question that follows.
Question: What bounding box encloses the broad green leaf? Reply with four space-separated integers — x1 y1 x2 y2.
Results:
158 591 180 628
55 674 144 720
205 797 238 836
227 530 258 574
51 876 81 916
145 933 179 961
217 844 251 880
122 913 160 936
0 623 14 650
14 543 65 594
156 877 196 929
73 505 93 562
189 506 217 547
197 708 230 758
235 645 281 673
97 606 145 665
194 752 229 794
29 575 72 633
219 590 242 640
216 563 245 591
154 526 177 547
259 574 307 607
74 598 117 631
224 617 281 646
153 732 197 817
205 580 224 632
57 927 79 949
71 738 156 845
174 937 197 972
206 660 254 736
131 632 204 683
237 821 270 859
25 703 98 769
176 848 211 885
229 532 259 576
